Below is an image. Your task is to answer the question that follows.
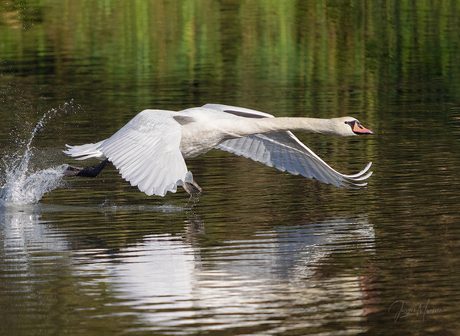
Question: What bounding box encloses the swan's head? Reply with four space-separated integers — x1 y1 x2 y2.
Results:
332 117 374 137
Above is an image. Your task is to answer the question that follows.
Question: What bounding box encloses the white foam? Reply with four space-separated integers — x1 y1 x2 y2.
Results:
0 107 69 206
0 164 67 205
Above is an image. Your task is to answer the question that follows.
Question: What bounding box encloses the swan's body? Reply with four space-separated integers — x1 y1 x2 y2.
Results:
64 104 373 196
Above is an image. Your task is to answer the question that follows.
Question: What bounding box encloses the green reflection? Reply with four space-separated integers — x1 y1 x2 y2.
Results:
0 0 458 109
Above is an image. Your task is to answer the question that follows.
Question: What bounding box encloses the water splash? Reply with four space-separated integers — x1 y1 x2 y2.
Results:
0 102 78 205
0 163 68 205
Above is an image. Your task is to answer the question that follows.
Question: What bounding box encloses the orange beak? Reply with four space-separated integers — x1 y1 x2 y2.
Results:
353 122 374 135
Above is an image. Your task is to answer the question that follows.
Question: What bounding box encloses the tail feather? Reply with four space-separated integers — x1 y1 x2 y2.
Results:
64 140 105 160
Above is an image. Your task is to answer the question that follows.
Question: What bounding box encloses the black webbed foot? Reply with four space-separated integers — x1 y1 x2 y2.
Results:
64 159 109 178
183 179 202 196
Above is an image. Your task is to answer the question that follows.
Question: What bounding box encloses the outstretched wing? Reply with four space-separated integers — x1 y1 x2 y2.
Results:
98 110 192 197
216 132 372 188
204 104 372 188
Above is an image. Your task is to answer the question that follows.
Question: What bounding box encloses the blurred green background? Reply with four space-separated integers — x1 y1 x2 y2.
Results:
2 0 459 114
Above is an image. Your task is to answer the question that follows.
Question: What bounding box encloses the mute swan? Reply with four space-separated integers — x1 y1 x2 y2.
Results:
64 104 373 196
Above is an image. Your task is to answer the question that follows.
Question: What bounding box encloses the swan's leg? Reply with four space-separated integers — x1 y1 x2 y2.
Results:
183 179 202 196
64 159 109 178
184 180 202 208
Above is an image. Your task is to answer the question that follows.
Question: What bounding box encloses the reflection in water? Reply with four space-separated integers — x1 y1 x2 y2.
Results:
0 203 375 334
0 204 70 315
70 214 375 334
0 204 68 254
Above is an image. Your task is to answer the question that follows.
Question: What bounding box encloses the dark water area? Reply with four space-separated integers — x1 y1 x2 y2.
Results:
1 1 460 335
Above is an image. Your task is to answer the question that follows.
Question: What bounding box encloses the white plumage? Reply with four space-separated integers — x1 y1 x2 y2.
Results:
64 104 373 196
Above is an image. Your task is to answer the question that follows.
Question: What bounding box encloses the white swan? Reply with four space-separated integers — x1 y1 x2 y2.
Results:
64 104 373 196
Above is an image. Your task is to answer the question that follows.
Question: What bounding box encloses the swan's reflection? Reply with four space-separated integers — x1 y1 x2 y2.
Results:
0 205 376 334
73 213 375 332
0 204 69 257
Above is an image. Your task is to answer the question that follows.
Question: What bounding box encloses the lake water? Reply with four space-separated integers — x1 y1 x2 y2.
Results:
1 1 460 335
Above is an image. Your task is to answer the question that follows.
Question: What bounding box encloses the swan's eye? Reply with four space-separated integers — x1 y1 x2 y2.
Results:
345 120 363 129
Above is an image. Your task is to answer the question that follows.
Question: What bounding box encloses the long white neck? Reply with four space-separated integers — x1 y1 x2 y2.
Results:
224 117 337 138
180 116 342 159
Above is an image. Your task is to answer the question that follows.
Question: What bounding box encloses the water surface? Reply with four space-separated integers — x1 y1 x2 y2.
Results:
1 1 460 335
